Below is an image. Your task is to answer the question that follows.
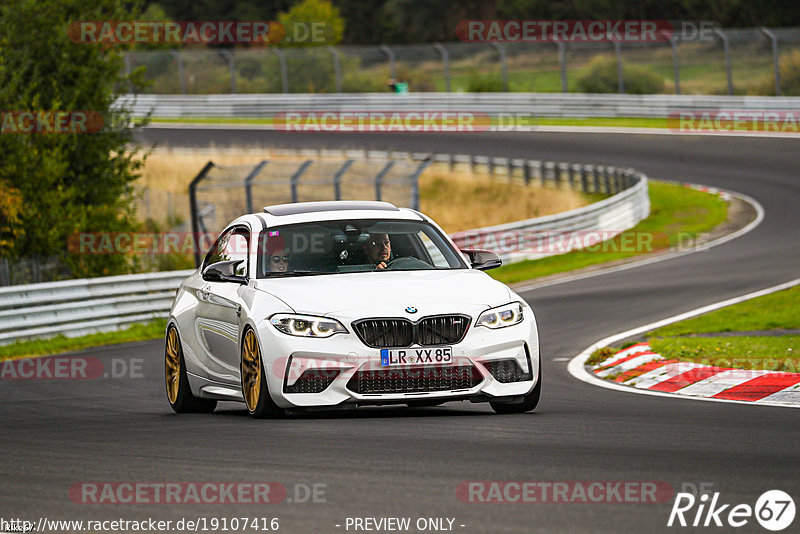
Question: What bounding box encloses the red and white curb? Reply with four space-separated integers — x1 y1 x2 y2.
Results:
568 278 800 409
591 342 800 406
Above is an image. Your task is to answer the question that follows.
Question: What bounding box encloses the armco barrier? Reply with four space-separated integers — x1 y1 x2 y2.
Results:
0 152 648 345
0 270 193 345
118 93 800 120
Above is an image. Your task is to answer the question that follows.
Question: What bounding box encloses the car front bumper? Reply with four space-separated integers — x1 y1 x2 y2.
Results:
256 314 540 409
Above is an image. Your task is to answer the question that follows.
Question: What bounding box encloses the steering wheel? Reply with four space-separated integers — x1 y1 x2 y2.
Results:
383 257 431 270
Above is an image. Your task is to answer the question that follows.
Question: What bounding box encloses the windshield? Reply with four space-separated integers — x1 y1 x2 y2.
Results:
256 219 468 278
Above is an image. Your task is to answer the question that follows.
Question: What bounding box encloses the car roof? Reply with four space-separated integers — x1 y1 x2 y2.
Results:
258 201 423 226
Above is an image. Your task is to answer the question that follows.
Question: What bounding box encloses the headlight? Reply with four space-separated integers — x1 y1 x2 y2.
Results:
476 302 524 329
269 314 348 338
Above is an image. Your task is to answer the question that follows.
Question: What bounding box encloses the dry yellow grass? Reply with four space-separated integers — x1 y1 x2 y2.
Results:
136 148 593 232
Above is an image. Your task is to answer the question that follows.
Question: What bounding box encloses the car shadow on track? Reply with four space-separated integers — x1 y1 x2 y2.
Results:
207 404 507 419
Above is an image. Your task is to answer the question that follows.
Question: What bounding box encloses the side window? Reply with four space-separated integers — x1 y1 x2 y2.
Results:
202 227 250 277
227 231 249 276
202 228 234 271
419 231 449 268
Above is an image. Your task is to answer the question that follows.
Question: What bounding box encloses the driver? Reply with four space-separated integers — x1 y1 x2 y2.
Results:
363 233 391 270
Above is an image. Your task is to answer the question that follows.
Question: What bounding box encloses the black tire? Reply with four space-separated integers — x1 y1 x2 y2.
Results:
490 359 541 414
241 327 284 419
165 325 217 414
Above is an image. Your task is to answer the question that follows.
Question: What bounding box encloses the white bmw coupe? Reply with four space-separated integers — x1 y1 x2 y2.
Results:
165 201 540 417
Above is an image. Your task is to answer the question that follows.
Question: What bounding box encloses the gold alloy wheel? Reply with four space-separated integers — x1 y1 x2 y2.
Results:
165 327 181 404
241 329 262 412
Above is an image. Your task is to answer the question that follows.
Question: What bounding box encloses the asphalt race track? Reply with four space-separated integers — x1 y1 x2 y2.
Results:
2 129 799 533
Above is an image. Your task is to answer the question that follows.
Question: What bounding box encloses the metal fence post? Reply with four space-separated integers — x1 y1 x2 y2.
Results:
669 35 681 95
0 257 10 286
713 29 734 95
433 43 450 92
32 255 41 284
760 27 781 96
531 160 543 186
491 42 509 91
273 49 289 93
568 164 577 189
556 41 567 92
189 161 216 267
332 159 354 200
328 46 342 93
552 162 562 188
169 50 186 94
219 49 236 94
244 161 269 213
381 45 396 80
580 165 589 192
592 165 601 193
374 161 395 201
613 40 625 93
290 160 313 203
409 157 431 211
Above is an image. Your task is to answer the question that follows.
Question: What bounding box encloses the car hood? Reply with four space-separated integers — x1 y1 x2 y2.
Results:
253 269 512 316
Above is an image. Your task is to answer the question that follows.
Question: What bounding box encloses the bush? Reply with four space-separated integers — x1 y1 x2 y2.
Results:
755 49 800 96
576 55 665 94
466 71 506 92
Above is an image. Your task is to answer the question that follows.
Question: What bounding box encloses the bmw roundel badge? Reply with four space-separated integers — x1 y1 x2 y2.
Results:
405 306 418 314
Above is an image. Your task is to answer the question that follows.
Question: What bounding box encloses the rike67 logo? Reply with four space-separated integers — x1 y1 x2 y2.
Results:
668 489 795 531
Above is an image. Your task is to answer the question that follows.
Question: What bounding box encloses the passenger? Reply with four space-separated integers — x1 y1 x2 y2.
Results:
265 236 291 273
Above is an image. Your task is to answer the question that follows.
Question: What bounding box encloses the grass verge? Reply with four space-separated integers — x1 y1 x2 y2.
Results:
489 181 728 284
649 336 799 372
0 319 166 360
644 284 800 372
592 285 800 373
648 285 800 337
152 115 800 133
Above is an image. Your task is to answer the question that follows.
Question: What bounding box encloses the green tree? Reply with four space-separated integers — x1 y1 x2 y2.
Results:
278 0 345 46
0 0 147 277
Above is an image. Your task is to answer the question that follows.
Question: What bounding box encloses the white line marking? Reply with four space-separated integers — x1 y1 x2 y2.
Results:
623 361 707 389
675 369 773 397
567 278 800 409
595 343 652 367
757 382 800 405
595 353 662 378
514 186 764 294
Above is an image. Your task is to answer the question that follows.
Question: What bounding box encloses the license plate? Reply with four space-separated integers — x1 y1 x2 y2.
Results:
380 347 453 367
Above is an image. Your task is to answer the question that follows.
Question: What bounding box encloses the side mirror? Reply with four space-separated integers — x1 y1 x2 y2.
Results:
202 260 247 284
462 249 502 271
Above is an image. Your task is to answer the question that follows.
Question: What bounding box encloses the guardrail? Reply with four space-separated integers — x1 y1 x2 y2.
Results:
0 270 192 345
0 151 648 345
120 93 800 120
447 159 648 263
